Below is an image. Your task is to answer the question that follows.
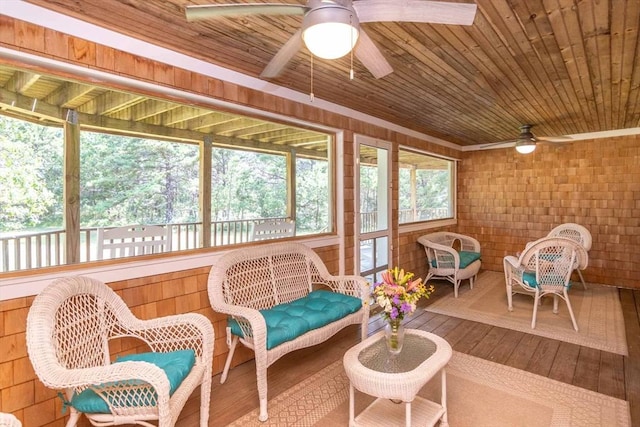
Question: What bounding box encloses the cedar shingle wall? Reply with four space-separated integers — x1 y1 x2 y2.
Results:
457 137 640 288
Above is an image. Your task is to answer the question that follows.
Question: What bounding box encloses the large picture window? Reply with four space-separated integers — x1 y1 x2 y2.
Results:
398 148 455 224
0 66 333 272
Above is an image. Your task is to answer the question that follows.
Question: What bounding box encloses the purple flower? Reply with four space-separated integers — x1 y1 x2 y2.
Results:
401 302 412 313
390 307 399 319
392 295 401 305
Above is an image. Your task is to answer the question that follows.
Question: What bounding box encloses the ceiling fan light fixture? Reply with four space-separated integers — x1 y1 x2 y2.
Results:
515 139 536 154
302 5 359 60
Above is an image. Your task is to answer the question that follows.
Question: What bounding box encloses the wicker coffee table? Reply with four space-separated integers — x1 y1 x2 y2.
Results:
343 329 452 427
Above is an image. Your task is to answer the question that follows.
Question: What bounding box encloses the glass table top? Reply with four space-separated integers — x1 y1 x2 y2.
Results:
357 334 437 373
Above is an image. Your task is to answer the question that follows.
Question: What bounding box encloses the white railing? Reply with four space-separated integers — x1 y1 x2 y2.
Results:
398 208 451 223
0 217 289 272
359 208 451 233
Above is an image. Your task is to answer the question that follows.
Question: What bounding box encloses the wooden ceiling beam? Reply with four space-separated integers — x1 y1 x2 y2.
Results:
78 91 146 115
43 81 96 108
5 70 41 94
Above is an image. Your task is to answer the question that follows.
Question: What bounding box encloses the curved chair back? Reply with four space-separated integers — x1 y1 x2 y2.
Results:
518 237 588 290
27 276 136 384
547 223 592 251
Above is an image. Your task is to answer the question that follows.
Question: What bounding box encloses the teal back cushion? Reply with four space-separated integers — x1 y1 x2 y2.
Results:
229 289 362 350
70 349 196 414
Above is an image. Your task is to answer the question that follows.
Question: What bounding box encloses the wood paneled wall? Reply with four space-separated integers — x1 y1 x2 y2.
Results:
457 136 640 288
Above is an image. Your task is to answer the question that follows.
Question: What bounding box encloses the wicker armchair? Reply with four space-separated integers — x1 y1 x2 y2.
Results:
547 223 592 289
26 276 214 427
208 242 370 421
504 237 588 331
417 232 482 298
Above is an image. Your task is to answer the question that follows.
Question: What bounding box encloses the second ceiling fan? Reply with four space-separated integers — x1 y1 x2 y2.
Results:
186 0 477 79
483 124 573 154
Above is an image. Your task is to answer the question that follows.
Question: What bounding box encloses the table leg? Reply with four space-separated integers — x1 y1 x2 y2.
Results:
440 368 449 427
405 401 412 427
349 383 355 427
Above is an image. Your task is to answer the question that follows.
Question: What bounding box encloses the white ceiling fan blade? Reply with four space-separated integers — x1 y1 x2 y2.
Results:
353 0 477 25
537 135 573 142
479 140 517 150
185 4 307 21
355 30 393 79
261 30 303 78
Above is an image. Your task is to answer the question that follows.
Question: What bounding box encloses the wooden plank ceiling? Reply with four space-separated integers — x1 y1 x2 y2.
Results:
8 0 640 147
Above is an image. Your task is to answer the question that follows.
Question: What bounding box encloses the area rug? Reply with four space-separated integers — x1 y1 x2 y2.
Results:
425 271 628 356
225 352 631 426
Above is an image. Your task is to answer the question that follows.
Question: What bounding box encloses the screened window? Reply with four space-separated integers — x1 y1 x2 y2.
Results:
398 149 455 224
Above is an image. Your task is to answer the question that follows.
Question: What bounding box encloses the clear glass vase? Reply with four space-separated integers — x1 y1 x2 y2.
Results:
384 319 405 355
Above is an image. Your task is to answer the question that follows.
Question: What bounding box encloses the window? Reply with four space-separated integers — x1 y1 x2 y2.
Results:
398 148 455 224
0 66 334 272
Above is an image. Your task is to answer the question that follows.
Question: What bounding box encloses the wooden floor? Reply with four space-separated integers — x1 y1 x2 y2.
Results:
177 283 640 426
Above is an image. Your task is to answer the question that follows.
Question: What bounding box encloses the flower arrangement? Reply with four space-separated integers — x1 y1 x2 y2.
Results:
373 266 434 323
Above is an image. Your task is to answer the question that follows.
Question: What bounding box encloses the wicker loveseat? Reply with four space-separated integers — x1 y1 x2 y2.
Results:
208 242 370 421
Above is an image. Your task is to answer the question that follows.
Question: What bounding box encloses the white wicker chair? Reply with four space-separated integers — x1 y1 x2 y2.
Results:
417 231 482 298
26 276 214 427
208 242 370 421
547 223 592 289
504 237 588 331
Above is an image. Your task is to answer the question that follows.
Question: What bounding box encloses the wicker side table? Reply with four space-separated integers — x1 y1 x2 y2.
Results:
343 329 452 427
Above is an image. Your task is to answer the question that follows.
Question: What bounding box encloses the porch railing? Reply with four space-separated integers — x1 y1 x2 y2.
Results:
359 208 451 233
0 217 288 273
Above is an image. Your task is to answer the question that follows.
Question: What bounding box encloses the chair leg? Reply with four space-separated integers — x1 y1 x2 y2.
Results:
506 284 513 311
65 410 81 427
220 335 239 384
531 292 540 329
454 280 460 298
200 369 212 427
564 289 579 331
577 269 587 290
255 354 269 422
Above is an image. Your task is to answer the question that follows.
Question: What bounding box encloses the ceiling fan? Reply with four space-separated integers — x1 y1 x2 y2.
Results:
185 0 477 79
482 124 573 154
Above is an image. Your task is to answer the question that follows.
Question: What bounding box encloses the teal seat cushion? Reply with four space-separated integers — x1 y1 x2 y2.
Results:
70 349 196 414
229 290 362 350
431 250 480 269
459 251 481 269
523 271 571 289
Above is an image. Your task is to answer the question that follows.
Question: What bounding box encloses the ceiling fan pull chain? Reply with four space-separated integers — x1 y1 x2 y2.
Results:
349 14 354 80
309 52 314 102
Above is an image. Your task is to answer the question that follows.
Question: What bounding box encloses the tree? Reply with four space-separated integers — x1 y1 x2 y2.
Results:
0 116 61 231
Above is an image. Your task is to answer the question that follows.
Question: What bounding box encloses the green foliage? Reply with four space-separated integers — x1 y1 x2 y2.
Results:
1 116 330 234
296 158 328 232
80 132 199 226
0 117 61 231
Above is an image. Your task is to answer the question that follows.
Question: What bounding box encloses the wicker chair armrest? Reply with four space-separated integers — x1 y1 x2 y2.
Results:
126 313 214 358
211 302 267 349
82 361 172 416
503 255 523 276
44 361 171 404
428 241 460 268
458 234 481 252
324 275 370 301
